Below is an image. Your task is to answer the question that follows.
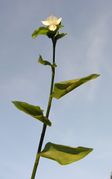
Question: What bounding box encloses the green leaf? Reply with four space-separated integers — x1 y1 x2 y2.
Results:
39 142 93 165
38 55 57 70
55 33 67 40
12 101 51 126
32 27 49 38
38 55 52 66
52 74 100 99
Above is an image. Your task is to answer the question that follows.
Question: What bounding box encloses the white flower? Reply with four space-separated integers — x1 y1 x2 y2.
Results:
41 16 62 31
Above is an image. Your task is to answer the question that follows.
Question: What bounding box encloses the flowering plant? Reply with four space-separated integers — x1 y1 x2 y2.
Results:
12 16 100 179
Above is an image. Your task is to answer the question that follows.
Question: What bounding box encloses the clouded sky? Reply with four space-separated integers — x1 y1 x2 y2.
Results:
0 0 112 179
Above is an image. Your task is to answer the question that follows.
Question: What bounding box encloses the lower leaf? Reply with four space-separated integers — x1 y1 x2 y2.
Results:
39 142 93 165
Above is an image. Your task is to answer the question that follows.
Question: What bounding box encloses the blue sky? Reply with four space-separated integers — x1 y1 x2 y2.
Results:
0 0 112 179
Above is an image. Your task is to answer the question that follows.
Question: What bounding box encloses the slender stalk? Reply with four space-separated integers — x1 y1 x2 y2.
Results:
31 38 56 179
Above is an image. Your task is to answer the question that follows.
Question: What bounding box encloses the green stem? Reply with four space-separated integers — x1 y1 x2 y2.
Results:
31 38 56 179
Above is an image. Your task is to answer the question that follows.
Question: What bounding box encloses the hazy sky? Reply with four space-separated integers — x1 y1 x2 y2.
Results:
0 0 112 179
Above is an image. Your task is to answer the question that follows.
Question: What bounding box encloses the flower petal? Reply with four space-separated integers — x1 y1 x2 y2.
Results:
41 20 50 26
41 16 62 29
57 17 62 25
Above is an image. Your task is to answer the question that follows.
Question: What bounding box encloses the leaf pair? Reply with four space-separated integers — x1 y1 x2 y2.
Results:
12 74 100 126
32 26 67 40
12 101 51 126
39 142 93 165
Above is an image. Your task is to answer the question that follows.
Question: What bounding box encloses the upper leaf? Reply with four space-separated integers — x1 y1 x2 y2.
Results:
32 27 49 38
39 142 93 165
38 55 52 66
52 74 100 99
38 55 57 70
12 101 51 126
55 33 67 40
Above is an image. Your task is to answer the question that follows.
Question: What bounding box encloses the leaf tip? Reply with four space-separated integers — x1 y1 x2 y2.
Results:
48 121 52 127
92 73 100 78
32 32 36 39
12 100 16 105
88 147 93 152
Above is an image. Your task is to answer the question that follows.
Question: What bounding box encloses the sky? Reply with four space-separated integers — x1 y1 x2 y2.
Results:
0 0 112 179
